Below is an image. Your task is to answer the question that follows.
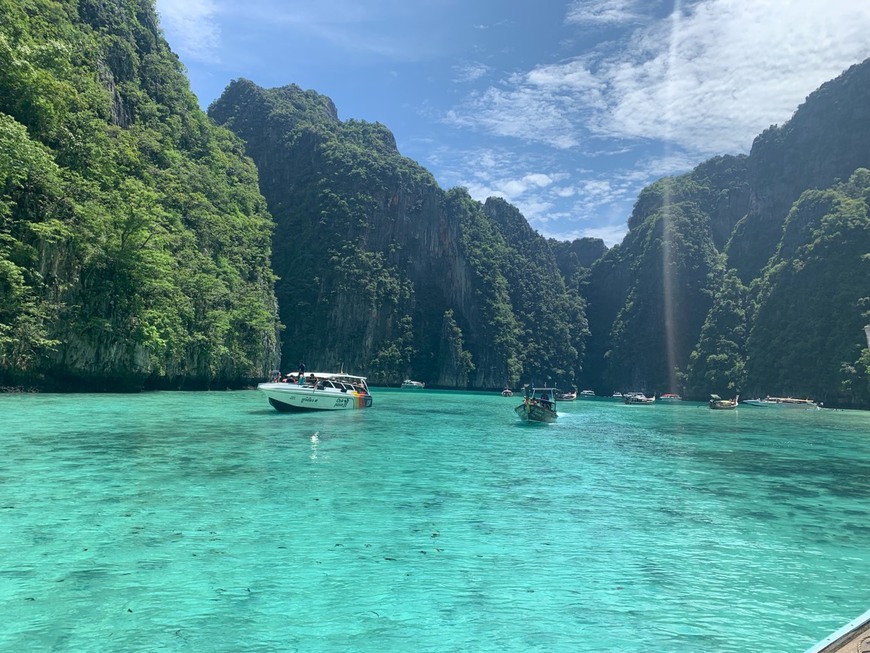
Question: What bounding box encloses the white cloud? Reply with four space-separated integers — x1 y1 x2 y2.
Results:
563 222 628 248
446 85 581 149
156 0 221 63
525 60 602 94
454 62 489 83
589 0 870 154
449 0 870 158
434 0 870 249
444 61 607 149
428 139 650 242
565 0 645 26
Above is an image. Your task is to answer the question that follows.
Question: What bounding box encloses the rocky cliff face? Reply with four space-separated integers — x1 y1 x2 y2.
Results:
727 59 870 282
209 81 585 388
582 58 870 405
0 0 280 391
582 169 729 394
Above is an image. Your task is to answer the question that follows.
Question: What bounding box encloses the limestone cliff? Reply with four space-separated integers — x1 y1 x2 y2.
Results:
727 59 870 282
0 0 280 391
209 81 586 388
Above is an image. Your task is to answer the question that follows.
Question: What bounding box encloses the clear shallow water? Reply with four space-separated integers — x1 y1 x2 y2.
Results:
1 390 869 652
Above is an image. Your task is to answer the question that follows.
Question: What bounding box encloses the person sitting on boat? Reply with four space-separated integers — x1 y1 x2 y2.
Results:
540 391 552 409
308 373 317 386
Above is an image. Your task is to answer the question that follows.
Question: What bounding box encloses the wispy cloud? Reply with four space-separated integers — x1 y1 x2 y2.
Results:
426 137 737 246
450 0 870 157
565 0 646 26
156 0 221 63
591 0 870 154
453 62 489 83
444 60 605 149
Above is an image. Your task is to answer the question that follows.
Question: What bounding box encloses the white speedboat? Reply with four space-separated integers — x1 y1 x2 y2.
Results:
624 392 655 405
742 396 819 409
400 379 425 389
258 372 372 412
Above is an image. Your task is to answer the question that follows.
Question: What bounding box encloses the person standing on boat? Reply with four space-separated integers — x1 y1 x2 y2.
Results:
298 361 306 385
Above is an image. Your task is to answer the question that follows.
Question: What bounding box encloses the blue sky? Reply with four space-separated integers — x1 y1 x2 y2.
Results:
155 0 870 247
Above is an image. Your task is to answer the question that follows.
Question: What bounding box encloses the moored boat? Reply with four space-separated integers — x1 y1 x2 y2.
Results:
258 372 372 412
742 396 819 409
401 379 425 389
659 393 682 401
501 386 514 397
709 394 738 409
514 385 558 423
558 387 578 401
579 389 595 398
624 392 655 405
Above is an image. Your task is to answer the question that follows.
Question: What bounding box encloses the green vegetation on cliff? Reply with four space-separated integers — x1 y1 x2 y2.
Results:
0 0 280 390
580 57 870 409
210 81 587 388
2 1 868 408
744 170 870 404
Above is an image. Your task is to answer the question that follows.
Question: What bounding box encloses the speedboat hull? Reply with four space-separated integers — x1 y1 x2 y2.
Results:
258 380 372 412
743 397 819 409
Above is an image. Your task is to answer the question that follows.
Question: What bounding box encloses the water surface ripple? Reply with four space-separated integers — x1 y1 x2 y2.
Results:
1 391 869 651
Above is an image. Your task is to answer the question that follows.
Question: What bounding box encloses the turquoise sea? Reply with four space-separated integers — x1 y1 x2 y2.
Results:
2 389 869 652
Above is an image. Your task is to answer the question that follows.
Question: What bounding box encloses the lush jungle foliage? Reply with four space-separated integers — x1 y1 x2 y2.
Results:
744 170 870 405
0 0 280 389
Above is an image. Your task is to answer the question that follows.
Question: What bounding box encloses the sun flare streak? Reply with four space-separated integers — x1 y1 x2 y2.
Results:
662 0 683 393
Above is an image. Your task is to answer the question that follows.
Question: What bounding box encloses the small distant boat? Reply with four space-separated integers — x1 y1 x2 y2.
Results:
558 387 578 401
709 394 738 410
659 393 682 401
514 385 558 423
401 379 425 389
624 392 655 405
611 392 623 398
743 396 819 409
501 386 514 397
258 372 372 412
579 389 595 398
